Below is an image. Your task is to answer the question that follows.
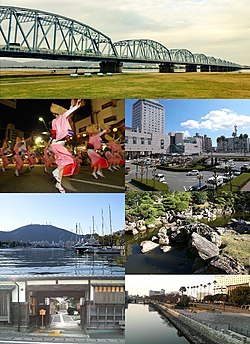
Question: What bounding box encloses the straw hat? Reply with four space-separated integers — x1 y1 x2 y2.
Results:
104 134 114 142
86 124 99 134
50 103 67 115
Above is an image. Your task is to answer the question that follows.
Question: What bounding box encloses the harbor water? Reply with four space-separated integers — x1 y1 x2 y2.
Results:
0 247 124 276
126 304 190 344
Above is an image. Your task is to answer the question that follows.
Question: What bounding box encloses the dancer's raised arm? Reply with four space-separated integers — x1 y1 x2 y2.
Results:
65 99 84 118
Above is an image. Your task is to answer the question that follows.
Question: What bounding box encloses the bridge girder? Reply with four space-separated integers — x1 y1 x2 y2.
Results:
194 53 208 65
169 49 195 64
0 6 242 69
113 39 171 62
0 5 117 57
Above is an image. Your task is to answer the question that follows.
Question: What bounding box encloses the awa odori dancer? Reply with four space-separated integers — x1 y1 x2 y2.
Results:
0 138 12 172
49 99 83 193
26 145 36 171
105 134 125 168
13 137 28 176
86 124 109 179
43 141 54 173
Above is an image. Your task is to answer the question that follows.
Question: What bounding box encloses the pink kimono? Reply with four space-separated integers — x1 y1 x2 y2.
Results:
13 144 24 171
50 113 78 176
0 146 10 169
87 132 108 169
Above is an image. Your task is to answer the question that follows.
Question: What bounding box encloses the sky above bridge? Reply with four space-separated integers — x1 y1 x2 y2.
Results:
3 0 249 65
0 194 125 234
126 99 250 145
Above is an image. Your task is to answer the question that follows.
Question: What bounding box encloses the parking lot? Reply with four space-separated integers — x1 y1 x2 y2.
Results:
125 160 247 191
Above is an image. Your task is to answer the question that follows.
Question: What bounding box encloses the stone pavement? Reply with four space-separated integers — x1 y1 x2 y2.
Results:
177 309 250 331
0 328 125 343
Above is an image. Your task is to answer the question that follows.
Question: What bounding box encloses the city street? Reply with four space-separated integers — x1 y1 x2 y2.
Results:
125 161 244 191
0 164 124 193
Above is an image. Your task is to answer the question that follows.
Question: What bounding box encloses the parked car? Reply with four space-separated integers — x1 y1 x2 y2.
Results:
186 170 200 176
153 173 165 182
206 175 224 190
189 183 208 191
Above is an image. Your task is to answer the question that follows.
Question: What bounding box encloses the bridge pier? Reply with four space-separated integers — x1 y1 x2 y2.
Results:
99 61 123 73
185 64 197 72
200 65 210 72
159 63 175 73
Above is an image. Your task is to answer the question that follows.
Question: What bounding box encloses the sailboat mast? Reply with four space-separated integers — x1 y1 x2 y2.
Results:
109 204 112 236
101 209 104 245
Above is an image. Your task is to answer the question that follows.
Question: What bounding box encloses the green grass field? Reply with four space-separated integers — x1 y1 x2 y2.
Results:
1 72 250 98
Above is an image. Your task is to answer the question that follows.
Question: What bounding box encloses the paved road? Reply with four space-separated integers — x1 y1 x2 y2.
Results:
0 164 124 193
125 161 244 191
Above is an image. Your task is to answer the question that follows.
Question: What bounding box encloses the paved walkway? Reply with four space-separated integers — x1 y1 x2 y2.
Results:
178 309 250 331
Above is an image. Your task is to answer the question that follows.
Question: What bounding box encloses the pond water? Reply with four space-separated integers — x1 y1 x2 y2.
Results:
126 304 190 344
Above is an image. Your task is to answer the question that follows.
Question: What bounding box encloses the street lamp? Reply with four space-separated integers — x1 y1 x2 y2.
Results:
39 117 49 133
12 281 20 332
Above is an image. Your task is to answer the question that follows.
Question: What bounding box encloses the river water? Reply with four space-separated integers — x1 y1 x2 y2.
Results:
126 304 190 344
0 248 124 276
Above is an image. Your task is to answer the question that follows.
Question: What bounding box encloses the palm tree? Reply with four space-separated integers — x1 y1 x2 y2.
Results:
187 286 190 296
213 280 217 297
203 285 207 301
179 286 186 305
199 284 203 302
207 282 211 296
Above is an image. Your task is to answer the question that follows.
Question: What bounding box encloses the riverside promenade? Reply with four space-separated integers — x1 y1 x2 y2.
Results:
150 301 250 344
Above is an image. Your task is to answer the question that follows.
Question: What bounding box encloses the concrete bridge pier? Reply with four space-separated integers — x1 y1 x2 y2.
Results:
99 61 123 73
185 64 197 72
200 65 210 72
159 63 175 73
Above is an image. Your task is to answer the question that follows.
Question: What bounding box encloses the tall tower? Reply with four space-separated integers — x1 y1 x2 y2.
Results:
132 99 165 134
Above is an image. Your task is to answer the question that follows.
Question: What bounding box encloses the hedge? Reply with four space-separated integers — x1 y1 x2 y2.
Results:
219 173 250 192
156 164 206 172
131 178 169 191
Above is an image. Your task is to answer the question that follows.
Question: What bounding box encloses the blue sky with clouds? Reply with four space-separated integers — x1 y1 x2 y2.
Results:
0 194 125 233
2 0 250 65
126 99 250 145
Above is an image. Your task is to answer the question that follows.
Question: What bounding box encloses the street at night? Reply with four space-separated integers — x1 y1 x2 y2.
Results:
0 164 124 193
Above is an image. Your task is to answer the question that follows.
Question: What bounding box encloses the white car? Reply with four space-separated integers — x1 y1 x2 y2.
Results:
186 170 200 176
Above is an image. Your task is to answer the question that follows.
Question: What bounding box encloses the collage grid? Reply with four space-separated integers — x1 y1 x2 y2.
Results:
0 1 250 344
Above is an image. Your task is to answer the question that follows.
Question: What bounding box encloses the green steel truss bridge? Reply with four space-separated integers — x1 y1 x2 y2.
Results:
0 6 242 73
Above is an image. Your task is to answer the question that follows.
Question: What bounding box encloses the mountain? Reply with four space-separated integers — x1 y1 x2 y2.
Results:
0 224 85 243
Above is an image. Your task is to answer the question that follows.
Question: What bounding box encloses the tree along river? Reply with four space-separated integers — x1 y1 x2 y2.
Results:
125 212 250 274
0 248 124 276
126 304 190 344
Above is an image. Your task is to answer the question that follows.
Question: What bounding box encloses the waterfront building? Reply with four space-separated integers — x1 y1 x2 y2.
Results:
149 289 165 297
132 99 165 134
0 275 125 330
214 276 250 294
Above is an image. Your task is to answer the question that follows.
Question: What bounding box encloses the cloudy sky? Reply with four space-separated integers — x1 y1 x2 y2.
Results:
0 194 125 233
126 275 216 295
2 0 250 65
126 99 250 145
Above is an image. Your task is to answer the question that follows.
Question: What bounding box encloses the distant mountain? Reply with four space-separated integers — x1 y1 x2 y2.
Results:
0 224 85 243
0 59 97 68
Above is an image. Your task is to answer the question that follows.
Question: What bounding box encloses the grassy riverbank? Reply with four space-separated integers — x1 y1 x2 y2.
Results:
1 72 250 98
